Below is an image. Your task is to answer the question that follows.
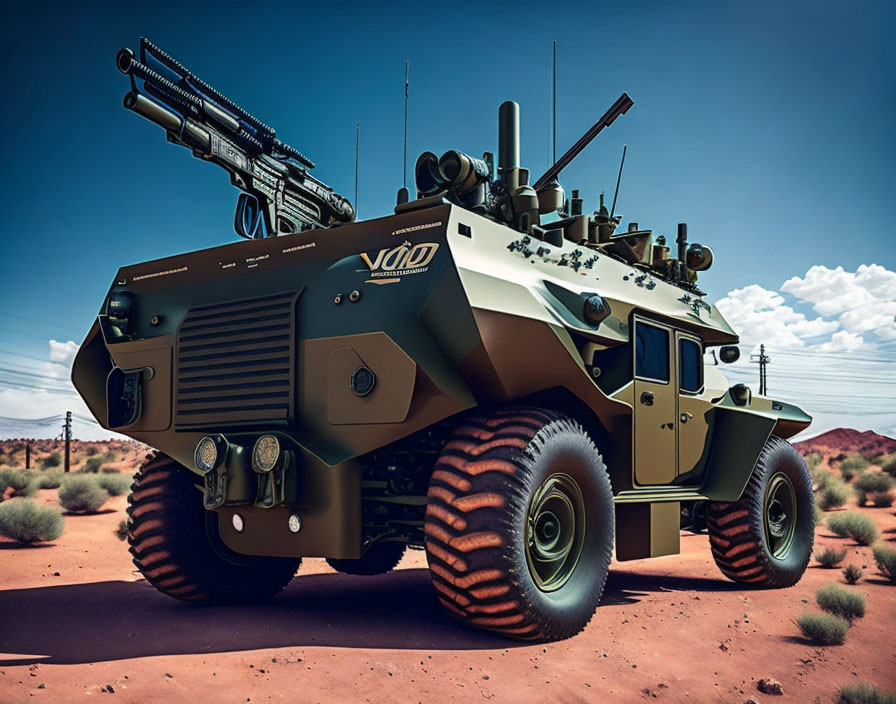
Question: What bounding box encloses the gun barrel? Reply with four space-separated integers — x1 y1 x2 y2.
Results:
533 92 633 193
123 92 210 150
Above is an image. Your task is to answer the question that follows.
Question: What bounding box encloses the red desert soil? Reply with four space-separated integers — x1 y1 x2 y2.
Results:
1 491 894 702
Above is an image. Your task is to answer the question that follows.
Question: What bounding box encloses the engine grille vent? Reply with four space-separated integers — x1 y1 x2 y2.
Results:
175 291 297 431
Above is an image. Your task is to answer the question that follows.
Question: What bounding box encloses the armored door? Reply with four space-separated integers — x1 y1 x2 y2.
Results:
633 318 677 485
676 332 707 479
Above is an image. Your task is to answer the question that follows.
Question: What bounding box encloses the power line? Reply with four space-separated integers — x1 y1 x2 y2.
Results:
0 310 82 335
0 348 68 366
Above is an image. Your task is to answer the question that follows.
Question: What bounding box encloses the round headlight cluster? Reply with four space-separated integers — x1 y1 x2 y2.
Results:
195 436 220 472
253 434 281 473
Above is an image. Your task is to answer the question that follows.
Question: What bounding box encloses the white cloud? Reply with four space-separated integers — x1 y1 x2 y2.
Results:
715 284 838 348
46 339 79 380
781 264 896 341
815 330 865 352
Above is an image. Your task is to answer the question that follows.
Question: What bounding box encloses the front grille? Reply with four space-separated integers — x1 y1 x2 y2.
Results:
175 291 297 430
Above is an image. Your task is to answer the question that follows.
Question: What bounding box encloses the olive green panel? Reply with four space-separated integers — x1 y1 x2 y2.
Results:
699 407 777 501
444 206 739 347
676 331 711 477
749 397 812 439
678 394 709 475
615 501 681 561
632 319 676 485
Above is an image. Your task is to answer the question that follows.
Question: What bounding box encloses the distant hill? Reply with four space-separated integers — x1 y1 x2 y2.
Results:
794 427 896 457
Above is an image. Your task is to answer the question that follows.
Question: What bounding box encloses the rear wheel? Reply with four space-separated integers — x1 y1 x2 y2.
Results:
128 453 301 604
327 542 406 575
424 407 614 641
707 436 814 588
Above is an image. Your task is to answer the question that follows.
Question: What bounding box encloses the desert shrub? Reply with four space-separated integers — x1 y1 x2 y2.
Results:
872 544 896 584
0 498 64 543
96 473 130 497
804 452 823 470
838 682 896 704
103 450 118 462
867 490 894 507
58 475 109 513
842 564 862 584
0 451 6 466
818 478 851 511
3 470 37 497
41 451 62 469
854 471 894 506
816 583 865 621
80 457 103 474
36 471 63 489
100 465 121 474
814 503 825 526
115 519 129 541
880 455 896 478
816 546 847 568
840 453 869 481
827 512 879 545
796 612 849 645
810 466 835 490
85 445 99 456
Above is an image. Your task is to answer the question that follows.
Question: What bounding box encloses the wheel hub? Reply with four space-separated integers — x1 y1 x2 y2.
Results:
764 472 797 559
525 473 586 592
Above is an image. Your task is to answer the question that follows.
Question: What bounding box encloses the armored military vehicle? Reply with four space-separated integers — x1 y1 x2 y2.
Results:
72 38 816 641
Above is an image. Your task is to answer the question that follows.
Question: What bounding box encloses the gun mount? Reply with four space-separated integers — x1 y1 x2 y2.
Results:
117 37 354 238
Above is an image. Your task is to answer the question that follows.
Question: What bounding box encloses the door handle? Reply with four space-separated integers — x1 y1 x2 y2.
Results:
680 412 693 423
640 391 654 406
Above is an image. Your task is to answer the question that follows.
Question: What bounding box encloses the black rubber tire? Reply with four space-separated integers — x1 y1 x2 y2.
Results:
128 452 301 604
326 542 406 575
707 436 814 588
424 407 614 642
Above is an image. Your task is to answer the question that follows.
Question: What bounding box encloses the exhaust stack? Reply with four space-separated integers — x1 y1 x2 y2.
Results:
498 101 520 191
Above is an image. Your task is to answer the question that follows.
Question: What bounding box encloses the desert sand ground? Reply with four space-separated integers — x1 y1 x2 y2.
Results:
1 482 894 704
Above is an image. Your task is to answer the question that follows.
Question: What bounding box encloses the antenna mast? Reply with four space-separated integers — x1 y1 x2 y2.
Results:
551 40 557 165
403 60 409 189
354 122 360 218
397 62 411 205
610 144 627 219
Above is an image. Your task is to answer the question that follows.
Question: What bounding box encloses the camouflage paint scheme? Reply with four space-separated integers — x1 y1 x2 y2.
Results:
72 200 811 560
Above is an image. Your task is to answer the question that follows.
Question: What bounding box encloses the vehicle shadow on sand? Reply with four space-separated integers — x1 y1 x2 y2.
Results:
0 567 740 665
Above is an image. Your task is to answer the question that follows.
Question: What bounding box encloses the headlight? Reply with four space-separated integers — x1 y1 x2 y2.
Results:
195 436 220 472
252 434 281 473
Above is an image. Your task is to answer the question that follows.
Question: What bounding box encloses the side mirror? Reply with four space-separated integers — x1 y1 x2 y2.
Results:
719 346 740 364
730 383 751 407
234 193 265 239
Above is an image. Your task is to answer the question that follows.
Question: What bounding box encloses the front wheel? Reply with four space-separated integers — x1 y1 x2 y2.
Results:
424 407 614 641
128 453 301 604
707 436 814 588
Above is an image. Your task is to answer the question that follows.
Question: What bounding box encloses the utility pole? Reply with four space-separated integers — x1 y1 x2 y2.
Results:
751 344 770 395
62 411 72 473
25 443 31 469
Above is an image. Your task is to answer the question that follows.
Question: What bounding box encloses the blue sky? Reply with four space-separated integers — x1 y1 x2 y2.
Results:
0 0 894 437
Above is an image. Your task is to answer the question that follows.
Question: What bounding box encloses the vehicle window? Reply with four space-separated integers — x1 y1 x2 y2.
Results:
635 323 669 382
679 338 702 392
